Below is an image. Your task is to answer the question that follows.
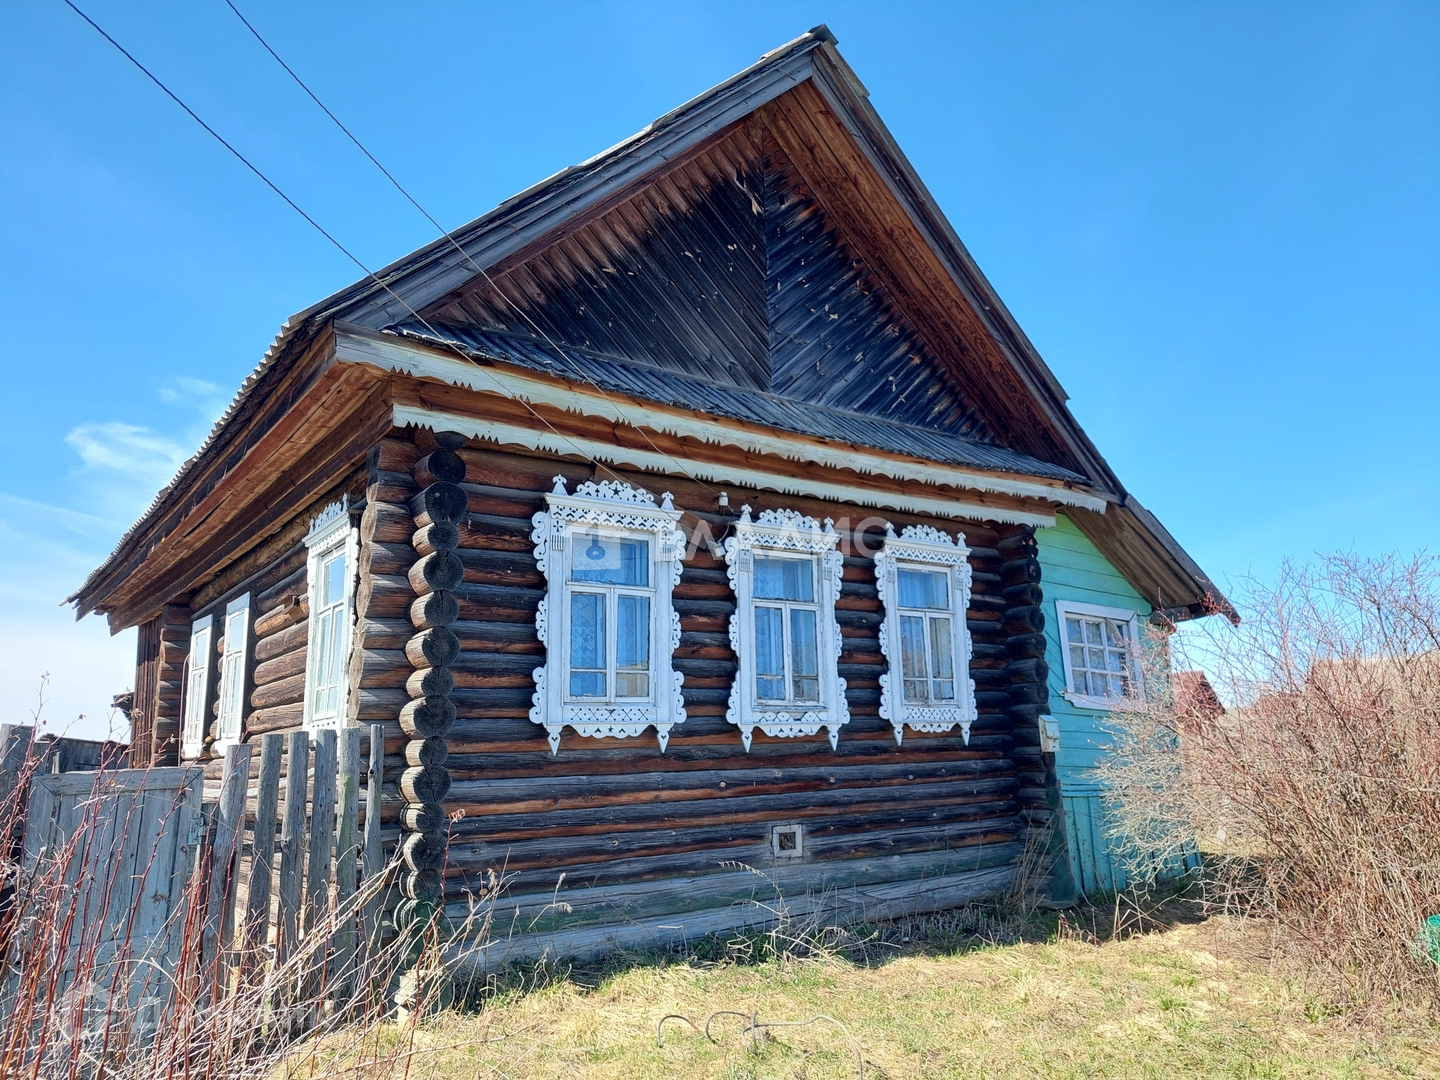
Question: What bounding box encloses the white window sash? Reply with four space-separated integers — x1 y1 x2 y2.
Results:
181 614 214 759
875 524 977 745
215 593 251 750
531 478 686 754
724 506 848 752
303 499 358 732
1054 599 1146 710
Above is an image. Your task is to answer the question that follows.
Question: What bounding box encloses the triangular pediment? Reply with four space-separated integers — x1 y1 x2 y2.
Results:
423 125 994 443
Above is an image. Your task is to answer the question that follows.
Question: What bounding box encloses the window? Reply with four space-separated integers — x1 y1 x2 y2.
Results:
304 499 357 731
531 478 687 754
724 507 848 751
1054 600 1144 710
181 614 214 759
215 593 251 749
875 524 977 745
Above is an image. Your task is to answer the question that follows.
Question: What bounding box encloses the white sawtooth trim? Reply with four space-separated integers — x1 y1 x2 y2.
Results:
337 329 1104 513
390 404 1058 529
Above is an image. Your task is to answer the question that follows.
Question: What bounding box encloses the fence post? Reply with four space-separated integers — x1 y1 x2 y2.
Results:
243 733 283 958
276 730 309 965
201 742 252 992
333 727 362 995
363 724 385 955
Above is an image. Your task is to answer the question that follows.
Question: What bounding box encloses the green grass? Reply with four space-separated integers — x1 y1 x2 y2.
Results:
313 911 1438 1079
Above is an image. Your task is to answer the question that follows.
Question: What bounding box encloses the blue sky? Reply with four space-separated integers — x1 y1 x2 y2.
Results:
3 2 1436 737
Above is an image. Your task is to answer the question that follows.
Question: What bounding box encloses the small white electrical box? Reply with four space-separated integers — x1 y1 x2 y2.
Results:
1039 714 1061 753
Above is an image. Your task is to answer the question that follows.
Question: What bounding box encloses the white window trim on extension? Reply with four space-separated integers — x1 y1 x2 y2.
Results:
723 506 848 751
303 498 359 731
1054 599 1146 711
181 614 214 759
530 477 687 754
874 524 978 745
214 592 251 751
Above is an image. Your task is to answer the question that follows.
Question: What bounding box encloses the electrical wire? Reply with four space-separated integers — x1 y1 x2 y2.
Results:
61 0 628 483
221 0 723 497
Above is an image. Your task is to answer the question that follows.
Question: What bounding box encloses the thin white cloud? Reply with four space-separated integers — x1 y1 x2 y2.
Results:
64 421 189 487
157 376 228 420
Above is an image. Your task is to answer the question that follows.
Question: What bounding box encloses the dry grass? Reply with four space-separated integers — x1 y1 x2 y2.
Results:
305 905 1439 1080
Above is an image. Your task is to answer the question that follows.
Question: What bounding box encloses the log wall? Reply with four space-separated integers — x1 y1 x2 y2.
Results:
375 428 1049 952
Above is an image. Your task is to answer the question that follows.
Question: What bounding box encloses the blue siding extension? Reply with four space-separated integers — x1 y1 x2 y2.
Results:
1038 514 1149 895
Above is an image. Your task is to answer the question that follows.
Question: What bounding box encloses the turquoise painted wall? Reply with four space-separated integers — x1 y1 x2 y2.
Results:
1036 514 1151 896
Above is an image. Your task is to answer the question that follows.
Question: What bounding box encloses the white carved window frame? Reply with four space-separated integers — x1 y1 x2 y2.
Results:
875 524 978 746
303 498 359 732
530 477 687 754
181 614 214 759
723 506 848 751
215 592 252 751
1055 599 1146 711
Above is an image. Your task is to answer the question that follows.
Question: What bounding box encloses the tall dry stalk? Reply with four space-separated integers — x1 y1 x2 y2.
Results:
1100 552 1440 1007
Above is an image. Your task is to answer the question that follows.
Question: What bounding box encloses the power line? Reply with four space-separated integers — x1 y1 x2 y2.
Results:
220 0 722 497
61 0 626 483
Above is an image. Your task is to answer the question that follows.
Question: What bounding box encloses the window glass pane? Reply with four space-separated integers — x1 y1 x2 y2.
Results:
898 568 949 610
323 551 346 608
790 607 818 701
569 592 606 697
900 615 928 703
933 679 955 701
928 616 954 681
571 533 649 586
754 557 813 601
1065 617 1084 644
754 605 785 700
1083 619 1102 646
615 594 650 698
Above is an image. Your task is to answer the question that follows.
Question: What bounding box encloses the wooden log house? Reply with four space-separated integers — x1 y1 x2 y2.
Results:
70 27 1231 961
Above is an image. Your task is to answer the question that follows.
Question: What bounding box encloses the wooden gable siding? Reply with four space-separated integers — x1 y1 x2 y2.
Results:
425 126 994 442
363 426 1052 938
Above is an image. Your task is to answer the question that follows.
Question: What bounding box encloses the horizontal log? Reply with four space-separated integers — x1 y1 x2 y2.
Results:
256 564 307 610
361 500 413 546
253 597 308 639
371 434 421 474
441 777 1018 841
253 646 306 688
352 649 411 689
356 688 409 721
455 514 532 552
361 540 417 579
250 672 305 711
406 666 454 699
245 702 305 735
254 619 308 663
355 573 415 620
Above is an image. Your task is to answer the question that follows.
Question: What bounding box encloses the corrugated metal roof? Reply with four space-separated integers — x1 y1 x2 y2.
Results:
382 320 1086 484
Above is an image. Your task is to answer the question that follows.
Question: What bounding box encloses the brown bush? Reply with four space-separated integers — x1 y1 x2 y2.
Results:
1100 552 1440 1008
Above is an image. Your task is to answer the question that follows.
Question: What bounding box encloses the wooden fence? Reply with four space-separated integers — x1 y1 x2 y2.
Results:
2 723 394 1035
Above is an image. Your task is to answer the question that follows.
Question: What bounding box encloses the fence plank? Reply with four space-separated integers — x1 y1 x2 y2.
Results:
201 743 252 982
307 730 338 923
362 724 384 954
276 730 309 963
244 733 283 953
333 727 362 992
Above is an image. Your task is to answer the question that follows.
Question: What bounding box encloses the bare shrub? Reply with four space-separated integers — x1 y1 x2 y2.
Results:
1100 552 1440 1008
